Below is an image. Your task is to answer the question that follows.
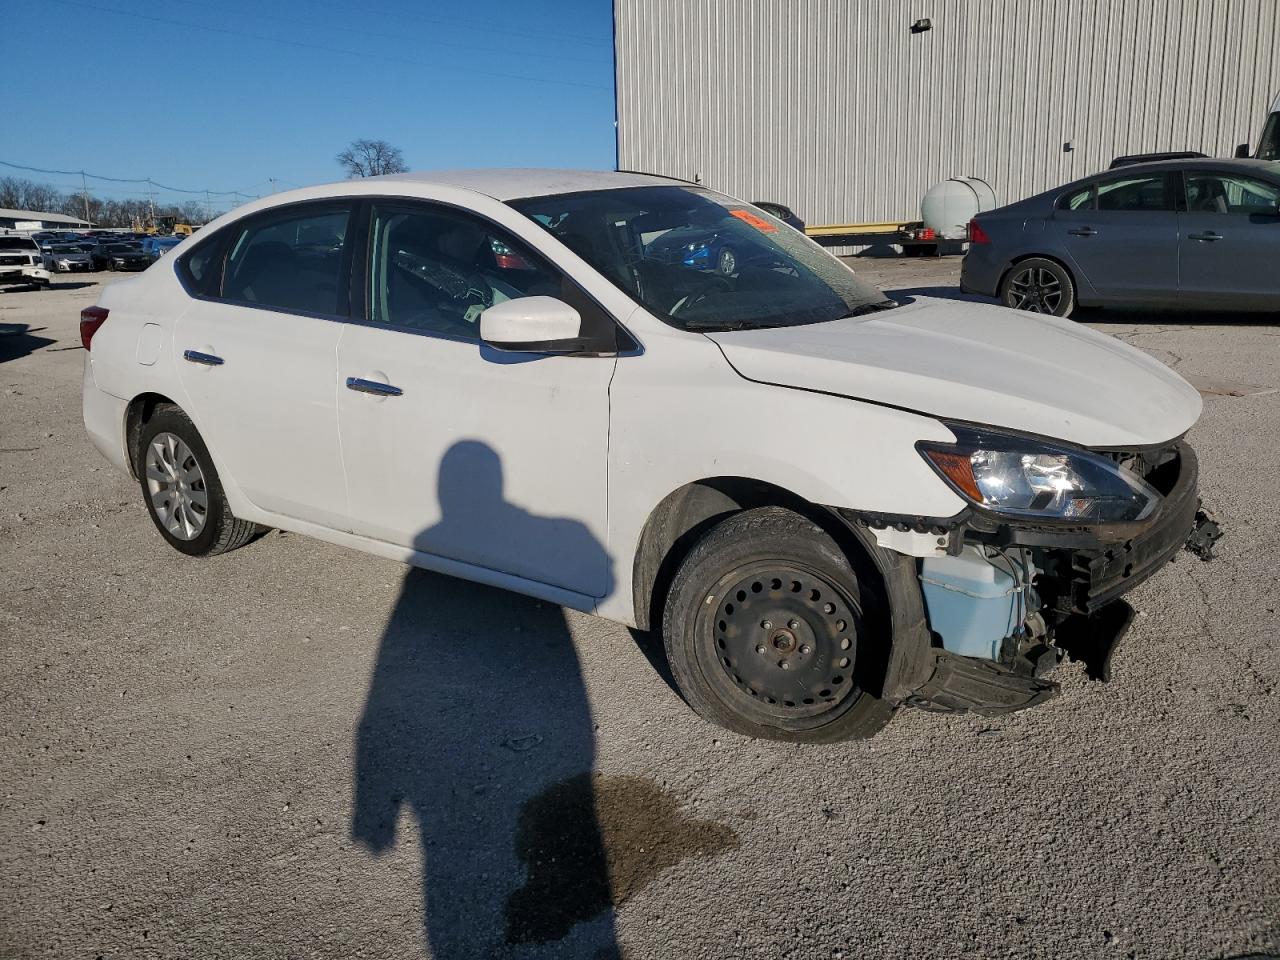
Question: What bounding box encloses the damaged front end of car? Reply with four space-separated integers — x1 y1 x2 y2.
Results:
838 424 1222 716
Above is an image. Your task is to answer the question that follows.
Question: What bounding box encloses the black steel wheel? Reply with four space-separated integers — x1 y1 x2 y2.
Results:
999 257 1075 317
663 507 894 742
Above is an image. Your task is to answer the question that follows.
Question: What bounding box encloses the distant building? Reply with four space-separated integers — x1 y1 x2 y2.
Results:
0 208 93 231
615 0 1280 228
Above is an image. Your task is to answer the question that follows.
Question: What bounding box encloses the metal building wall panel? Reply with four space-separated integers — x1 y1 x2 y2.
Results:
615 0 1280 226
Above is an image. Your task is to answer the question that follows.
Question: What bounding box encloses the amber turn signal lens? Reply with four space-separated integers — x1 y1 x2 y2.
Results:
922 449 983 502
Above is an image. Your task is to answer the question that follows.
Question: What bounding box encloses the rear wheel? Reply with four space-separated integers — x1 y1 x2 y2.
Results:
1000 257 1075 317
138 405 260 556
662 507 894 742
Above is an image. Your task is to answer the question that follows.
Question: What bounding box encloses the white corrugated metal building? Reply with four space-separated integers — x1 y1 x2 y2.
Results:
614 0 1280 228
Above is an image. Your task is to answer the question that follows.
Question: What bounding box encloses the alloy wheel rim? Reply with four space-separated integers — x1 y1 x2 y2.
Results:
719 248 737 275
700 563 860 719
1007 267 1063 313
145 432 208 540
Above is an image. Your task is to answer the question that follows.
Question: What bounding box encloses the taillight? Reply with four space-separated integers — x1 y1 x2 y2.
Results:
80 306 108 350
968 218 992 244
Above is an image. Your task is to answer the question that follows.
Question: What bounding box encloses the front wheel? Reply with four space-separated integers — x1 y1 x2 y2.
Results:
717 246 737 275
999 257 1075 317
138 405 261 556
662 507 894 742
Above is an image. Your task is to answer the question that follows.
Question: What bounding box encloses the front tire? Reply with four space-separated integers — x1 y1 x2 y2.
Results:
138 405 260 556
662 507 894 742
717 246 737 276
999 257 1075 317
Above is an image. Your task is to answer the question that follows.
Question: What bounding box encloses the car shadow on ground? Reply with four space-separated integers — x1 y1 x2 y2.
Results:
0 323 56 363
350 440 622 957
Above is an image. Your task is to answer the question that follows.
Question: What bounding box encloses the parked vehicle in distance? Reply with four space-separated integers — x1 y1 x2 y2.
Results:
141 236 182 261
751 200 806 232
42 243 94 273
91 242 150 272
0 234 51 288
82 170 1215 742
1235 90 1280 161
962 158 1280 317
1109 151 1207 168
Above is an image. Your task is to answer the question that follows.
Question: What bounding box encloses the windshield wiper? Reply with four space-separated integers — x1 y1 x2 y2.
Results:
841 300 899 318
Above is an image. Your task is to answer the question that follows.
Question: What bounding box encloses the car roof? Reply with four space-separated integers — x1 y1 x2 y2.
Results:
357 167 681 200
1094 156 1280 176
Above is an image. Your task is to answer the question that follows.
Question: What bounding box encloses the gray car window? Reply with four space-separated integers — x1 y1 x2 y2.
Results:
1096 175 1173 212
1185 173 1280 215
1257 113 1280 161
1057 185 1094 210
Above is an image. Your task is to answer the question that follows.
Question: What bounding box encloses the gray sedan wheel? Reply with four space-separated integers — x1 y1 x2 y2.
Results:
1000 258 1075 318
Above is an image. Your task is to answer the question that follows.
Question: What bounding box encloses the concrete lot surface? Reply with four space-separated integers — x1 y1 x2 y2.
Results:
1 261 1277 959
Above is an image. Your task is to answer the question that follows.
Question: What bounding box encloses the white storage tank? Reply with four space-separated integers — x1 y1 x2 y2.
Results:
920 177 998 241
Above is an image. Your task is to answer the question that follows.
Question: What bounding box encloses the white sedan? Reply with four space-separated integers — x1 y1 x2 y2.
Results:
81 169 1211 741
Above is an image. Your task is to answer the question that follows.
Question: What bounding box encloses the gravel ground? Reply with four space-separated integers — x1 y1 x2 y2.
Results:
1 261 1277 959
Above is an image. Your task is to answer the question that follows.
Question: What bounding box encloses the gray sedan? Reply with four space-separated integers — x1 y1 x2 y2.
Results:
961 158 1280 317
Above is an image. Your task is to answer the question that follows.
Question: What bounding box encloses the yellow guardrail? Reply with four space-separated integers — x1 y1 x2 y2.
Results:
804 221 908 238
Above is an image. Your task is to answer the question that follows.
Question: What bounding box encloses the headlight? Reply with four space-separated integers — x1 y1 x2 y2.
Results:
918 424 1160 523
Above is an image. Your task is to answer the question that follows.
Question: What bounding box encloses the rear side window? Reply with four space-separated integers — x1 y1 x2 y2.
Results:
1056 185 1094 210
180 238 225 297
220 205 352 316
1096 175 1174 211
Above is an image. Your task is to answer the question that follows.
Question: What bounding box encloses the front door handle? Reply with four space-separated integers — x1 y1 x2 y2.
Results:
1188 231 1222 242
1066 227 1098 237
183 349 224 366
345 377 403 397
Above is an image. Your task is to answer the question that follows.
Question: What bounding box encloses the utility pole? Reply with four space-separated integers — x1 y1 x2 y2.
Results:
269 177 278 193
80 171 90 225
204 189 211 224
146 179 156 230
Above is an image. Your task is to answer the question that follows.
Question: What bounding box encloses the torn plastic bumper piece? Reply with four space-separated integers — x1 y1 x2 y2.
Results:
1053 598 1136 682
1185 507 1223 561
903 650 1059 715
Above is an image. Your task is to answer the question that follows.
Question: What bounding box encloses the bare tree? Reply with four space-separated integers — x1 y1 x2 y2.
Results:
336 139 408 178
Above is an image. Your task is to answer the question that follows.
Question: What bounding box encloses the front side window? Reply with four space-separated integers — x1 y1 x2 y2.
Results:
510 186 892 332
365 201 614 345
1185 172 1280 215
1096 175 1174 212
221 205 351 315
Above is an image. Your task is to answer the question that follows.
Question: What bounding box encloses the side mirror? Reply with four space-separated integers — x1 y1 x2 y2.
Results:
479 295 585 353
1234 142 1251 158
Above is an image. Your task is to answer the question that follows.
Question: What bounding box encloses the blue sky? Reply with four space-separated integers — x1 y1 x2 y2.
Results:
3 0 616 214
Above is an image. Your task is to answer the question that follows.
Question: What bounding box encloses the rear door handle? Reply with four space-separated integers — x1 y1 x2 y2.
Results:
183 350 224 366
1188 232 1222 242
1066 227 1098 237
345 377 403 397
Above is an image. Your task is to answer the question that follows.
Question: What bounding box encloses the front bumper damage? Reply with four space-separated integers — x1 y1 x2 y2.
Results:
839 440 1222 715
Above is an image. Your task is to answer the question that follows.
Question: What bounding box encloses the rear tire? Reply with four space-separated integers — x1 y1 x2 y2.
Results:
137 405 260 557
662 507 894 742
999 257 1075 317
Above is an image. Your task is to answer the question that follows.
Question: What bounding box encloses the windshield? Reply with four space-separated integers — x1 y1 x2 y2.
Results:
107 244 138 253
50 245 81 253
509 186 891 331
0 237 38 250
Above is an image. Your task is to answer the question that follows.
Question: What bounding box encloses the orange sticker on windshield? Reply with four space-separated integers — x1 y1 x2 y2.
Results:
730 209 778 232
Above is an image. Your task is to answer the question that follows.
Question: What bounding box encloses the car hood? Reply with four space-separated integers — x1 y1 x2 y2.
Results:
705 296 1202 447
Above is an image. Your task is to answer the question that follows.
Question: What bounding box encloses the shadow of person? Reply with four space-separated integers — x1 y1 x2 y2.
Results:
351 440 619 958
0 323 56 364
